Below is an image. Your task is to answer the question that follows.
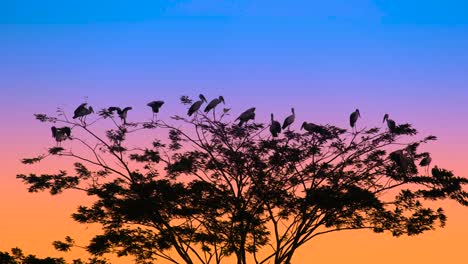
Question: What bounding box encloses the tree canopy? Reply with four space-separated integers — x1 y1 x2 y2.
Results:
17 95 468 264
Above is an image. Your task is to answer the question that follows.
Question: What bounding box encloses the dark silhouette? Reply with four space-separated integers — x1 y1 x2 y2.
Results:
51 126 71 145
204 95 225 113
19 95 468 264
107 106 132 124
282 107 295 130
188 94 208 116
73 103 94 121
235 107 256 126
147 100 164 113
349 108 360 131
0 247 109 264
269 113 281 137
383 113 396 133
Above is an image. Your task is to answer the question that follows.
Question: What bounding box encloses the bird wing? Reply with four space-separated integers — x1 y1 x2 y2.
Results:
350 112 357 127
282 116 292 129
62 127 72 137
51 127 57 138
188 101 202 116
73 103 87 118
108 107 121 113
204 99 217 112
122 107 132 112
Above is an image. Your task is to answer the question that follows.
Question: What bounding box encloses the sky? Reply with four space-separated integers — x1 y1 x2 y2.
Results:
1 0 468 263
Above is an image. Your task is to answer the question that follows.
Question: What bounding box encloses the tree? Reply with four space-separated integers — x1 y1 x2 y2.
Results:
0 247 107 264
18 95 468 264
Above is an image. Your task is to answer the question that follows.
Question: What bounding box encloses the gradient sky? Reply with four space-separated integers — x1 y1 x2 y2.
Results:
1 1 468 263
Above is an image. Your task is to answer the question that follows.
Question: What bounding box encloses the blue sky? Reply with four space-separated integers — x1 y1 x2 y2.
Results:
2 0 468 24
1 0 467 122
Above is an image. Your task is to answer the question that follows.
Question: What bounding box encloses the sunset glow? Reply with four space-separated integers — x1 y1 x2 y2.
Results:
1 1 468 263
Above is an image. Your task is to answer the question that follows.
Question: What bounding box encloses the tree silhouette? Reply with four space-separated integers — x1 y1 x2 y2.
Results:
0 247 108 264
18 96 468 264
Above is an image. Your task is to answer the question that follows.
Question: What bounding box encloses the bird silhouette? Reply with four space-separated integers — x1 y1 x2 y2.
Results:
73 103 94 121
51 126 71 146
108 106 132 124
419 153 432 175
269 113 281 137
147 101 165 120
383 113 396 133
204 96 225 114
187 94 207 116
301 122 320 133
235 107 256 126
349 109 361 132
282 108 295 130
419 154 432 167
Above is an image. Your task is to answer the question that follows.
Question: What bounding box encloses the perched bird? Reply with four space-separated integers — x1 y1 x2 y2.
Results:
383 113 396 133
147 101 164 113
187 94 207 116
51 126 71 145
204 96 225 113
419 153 432 175
73 103 94 120
301 122 320 133
282 108 295 130
108 106 132 124
235 107 256 126
147 101 164 120
419 154 432 167
349 109 361 131
269 113 281 137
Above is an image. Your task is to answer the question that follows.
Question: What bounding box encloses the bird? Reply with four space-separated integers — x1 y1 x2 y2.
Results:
282 108 295 130
204 96 225 113
235 107 256 126
383 113 396 133
419 154 432 167
73 103 94 120
419 153 432 175
108 106 132 124
269 113 281 137
301 122 320 133
349 109 361 132
51 126 71 145
147 100 165 120
187 94 207 116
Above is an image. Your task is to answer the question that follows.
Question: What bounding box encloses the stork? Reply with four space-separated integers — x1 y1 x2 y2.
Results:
187 94 207 116
269 113 281 137
73 103 94 122
349 109 361 133
301 122 320 134
419 153 432 175
51 126 71 146
147 100 165 121
108 106 132 124
282 108 295 130
204 96 225 118
383 113 396 133
235 107 256 127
